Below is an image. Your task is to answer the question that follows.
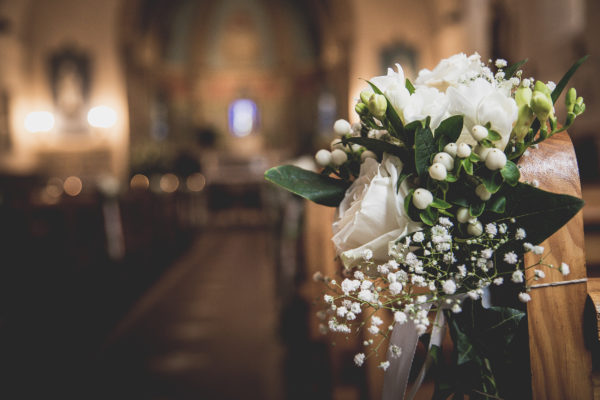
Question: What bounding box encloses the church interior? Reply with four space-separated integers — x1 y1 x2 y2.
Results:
0 0 599 399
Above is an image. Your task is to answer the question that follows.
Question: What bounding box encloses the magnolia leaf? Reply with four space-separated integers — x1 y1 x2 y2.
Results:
500 182 584 244
366 80 405 136
500 160 520 186
264 165 349 207
415 125 436 178
551 55 588 104
406 78 416 94
343 136 407 159
504 59 528 79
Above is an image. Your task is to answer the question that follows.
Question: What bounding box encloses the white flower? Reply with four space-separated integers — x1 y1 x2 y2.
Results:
346 312 356 321
324 295 334 304
354 271 365 280
512 270 524 283
369 64 411 116
332 155 422 268
368 325 380 335
447 78 518 150
389 281 403 295
493 277 504 285
451 304 462 313
413 231 425 243
358 290 375 303
379 361 391 371
481 248 493 259
403 86 449 129
442 279 457 295
515 228 526 240
559 262 570 276
534 269 545 279
485 223 498 237
341 279 361 294
495 59 508 68
337 307 348 317
533 246 544 255
354 353 366 366
371 316 383 326
518 292 531 303
389 344 402 358
504 251 518 264
415 53 491 91
394 311 407 324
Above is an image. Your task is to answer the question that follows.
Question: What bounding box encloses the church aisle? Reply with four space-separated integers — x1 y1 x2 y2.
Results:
95 228 285 400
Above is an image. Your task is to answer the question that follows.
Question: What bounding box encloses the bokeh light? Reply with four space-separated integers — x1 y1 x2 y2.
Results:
24 111 55 133
63 176 83 196
87 106 117 128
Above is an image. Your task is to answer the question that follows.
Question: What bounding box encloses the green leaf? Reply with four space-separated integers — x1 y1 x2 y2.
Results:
500 182 584 244
435 115 464 151
503 58 528 79
397 172 413 192
404 120 423 133
500 160 520 186
366 80 405 136
551 55 589 104
480 169 503 193
460 158 473 175
469 153 481 163
415 125 436 178
264 165 349 207
445 173 458 183
420 207 438 226
343 136 407 159
470 201 485 217
488 195 506 214
431 198 452 209
487 130 501 141
406 78 416 94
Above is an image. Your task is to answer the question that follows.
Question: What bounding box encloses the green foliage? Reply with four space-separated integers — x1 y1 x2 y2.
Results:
264 165 349 207
551 55 589 104
500 160 520 186
503 58 528 79
343 136 407 159
435 115 464 151
406 78 416 94
366 80 405 137
415 125 436 178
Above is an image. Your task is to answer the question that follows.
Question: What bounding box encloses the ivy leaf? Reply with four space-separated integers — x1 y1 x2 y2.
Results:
415 125 436 178
366 80 405 136
500 182 584 245
406 78 416 94
470 201 485 217
503 58 528 79
480 169 503 193
343 136 407 159
488 195 507 214
264 165 349 207
500 160 520 186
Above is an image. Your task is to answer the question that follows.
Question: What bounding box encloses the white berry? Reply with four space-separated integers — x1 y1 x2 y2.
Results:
333 119 352 135
456 207 470 223
471 125 488 141
331 149 348 166
467 221 483 236
413 188 433 210
485 148 507 170
457 143 471 158
474 145 492 161
433 152 454 171
475 184 491 201
315 149 332 167
361 150 377 161
443 143 457 157
429 163 447 181
330 138 345 151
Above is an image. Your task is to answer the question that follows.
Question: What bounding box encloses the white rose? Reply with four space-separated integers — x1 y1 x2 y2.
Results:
415 53 492 92
332 155 422 268
447 78 518 150
403 86 449 129
368 64 411 117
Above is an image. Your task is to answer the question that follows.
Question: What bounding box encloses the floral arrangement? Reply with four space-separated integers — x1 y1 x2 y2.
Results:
265 53 587 399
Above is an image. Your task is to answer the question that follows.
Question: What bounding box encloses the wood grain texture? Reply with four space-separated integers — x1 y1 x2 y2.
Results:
519 131 593 400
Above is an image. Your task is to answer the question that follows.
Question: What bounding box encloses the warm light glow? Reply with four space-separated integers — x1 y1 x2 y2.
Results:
160 173 179 193
186 173 206 192
24 111 55 133
64 176 83 196
46 177 64 198
130 174 150 190
87 105 117 128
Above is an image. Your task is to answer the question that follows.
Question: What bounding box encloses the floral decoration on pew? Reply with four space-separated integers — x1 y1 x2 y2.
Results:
265 53 587 399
